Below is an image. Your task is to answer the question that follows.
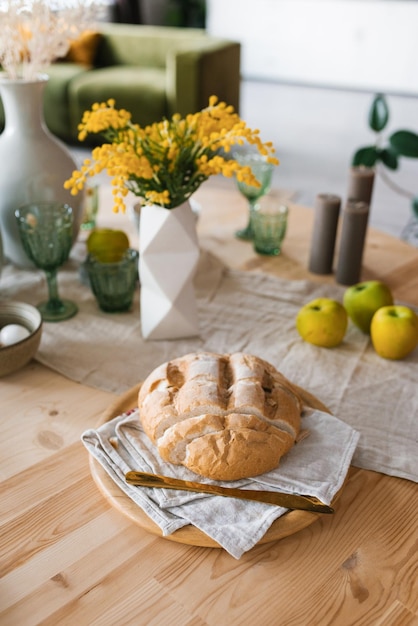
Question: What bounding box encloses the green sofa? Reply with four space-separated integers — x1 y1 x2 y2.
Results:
0 23 241 144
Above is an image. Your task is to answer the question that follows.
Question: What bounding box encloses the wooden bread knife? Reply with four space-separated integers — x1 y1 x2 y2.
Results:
125 471 334 514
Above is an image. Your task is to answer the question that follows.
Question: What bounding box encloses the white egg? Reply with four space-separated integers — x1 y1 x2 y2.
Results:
0 323 31 346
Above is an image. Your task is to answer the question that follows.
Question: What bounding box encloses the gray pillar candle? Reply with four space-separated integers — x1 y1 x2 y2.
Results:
336 200 369 285
308 193 341 274
347 166 375 206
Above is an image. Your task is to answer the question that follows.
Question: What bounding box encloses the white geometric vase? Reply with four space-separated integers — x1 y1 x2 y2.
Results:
139 201 200 340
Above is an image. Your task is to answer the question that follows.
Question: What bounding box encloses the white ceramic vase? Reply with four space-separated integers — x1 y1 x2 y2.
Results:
139 200 200 340
0 75 82 268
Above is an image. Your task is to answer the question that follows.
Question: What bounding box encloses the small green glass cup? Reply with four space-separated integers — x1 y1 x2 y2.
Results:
252 198 288 256
85 248 139 312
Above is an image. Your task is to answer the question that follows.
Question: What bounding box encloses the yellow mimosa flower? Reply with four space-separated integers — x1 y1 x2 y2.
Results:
64 96 279 211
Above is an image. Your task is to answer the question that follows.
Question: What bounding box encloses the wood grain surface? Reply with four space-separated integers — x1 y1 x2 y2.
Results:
1 181 417 625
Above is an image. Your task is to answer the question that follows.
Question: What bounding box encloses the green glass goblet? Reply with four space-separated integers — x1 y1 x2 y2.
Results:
15 202 78 322
234 151 274 240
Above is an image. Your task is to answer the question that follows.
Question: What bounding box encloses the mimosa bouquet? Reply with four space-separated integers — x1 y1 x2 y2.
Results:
64 96 279 212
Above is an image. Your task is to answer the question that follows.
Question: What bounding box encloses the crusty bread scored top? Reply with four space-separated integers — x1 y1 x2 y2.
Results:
138 352 304 481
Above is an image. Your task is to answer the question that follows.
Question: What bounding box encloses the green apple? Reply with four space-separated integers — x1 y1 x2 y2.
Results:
343 280 394 334
87 228 130 263
296 298 348 348
370 305 418 360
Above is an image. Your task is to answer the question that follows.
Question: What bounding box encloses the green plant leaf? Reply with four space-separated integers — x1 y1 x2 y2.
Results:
368 94 389 132
389 130 418 158
380 147 399 170
352 146 379 167
412 196 418 219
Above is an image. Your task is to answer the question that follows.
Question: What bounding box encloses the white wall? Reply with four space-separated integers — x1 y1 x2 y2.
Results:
206 0 418 95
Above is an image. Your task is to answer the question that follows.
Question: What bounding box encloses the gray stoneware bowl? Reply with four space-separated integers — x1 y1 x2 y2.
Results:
0 301 43 377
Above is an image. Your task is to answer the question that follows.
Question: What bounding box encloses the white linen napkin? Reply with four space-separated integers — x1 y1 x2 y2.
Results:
82 409 360 559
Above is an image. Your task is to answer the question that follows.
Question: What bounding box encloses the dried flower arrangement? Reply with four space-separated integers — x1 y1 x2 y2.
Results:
0 0 105 80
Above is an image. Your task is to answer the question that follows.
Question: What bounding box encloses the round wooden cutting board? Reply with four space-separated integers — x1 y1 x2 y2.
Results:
90 382 341 548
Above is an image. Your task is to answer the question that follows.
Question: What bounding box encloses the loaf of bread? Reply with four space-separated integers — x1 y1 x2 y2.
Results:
138 352 304 481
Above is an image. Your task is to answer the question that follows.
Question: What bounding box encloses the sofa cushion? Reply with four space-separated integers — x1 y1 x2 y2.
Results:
44 63 91 141
95 23 210 68
63 30 103 66
68 66 168 138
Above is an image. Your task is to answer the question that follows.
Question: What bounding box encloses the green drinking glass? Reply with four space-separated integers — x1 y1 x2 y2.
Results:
252 197 288 256
85 248 139 313
80 183 99 231
234 151 274 240
15 202 78 322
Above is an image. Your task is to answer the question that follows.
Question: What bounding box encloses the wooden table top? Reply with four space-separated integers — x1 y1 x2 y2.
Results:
1 181 417 625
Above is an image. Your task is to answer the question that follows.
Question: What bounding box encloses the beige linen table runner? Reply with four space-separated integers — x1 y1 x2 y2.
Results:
1 247 417 483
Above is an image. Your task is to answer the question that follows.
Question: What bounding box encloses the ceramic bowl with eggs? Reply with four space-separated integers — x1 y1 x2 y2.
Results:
0 301 43 377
